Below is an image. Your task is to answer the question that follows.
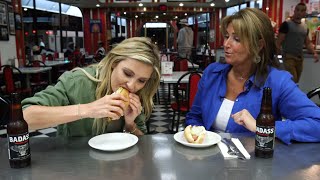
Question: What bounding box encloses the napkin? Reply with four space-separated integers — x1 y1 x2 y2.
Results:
231 138 251 159
218 138 251 159
217 141 238 159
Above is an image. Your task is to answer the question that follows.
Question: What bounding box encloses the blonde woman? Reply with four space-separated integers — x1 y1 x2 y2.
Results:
22 37 161 137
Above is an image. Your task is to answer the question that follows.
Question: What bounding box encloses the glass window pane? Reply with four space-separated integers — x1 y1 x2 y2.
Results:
227 5 239 16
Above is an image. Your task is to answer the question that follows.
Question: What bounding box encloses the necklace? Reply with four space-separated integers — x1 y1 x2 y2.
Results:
237 76 245 81
227 78 245 95
232 69 248 81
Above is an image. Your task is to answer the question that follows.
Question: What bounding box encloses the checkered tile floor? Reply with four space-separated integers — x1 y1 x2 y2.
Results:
0 83 186 137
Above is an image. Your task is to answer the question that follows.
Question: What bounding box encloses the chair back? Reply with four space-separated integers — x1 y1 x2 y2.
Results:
68 54 76 70
1 65 24 94
188 72 202 108
173 58 188 71
1 65 31 97
307 87 320 106
47 54 54 61
41 54 46 62
174 71 202 110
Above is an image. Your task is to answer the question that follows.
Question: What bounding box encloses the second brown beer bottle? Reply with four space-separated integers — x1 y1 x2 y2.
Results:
7 93 31 168
255 87 275 158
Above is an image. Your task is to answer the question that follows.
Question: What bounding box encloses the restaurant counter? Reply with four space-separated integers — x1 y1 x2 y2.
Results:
0 134 319 180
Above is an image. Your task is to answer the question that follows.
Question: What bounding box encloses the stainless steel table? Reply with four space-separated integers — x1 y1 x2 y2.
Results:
0 134 319 180
44 60 70 67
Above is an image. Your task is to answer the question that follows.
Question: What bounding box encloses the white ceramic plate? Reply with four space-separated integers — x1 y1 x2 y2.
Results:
173 131 221 148
174 143 220 160
88 133 138 151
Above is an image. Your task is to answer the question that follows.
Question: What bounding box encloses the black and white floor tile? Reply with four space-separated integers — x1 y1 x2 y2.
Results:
0 83 186 138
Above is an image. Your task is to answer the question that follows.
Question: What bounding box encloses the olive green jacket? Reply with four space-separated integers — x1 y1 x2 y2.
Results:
22 66 147 137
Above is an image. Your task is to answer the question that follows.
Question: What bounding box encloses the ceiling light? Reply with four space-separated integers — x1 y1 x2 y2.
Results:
143 7 146 11
155 15 159 19
225 0 230 2
179 3 184 7
139 3 143 7
174 16 178 19
210 3 215 7
96 4 100 7
184 13 187 16
135 15 138 18
124 12 126 15
24 7 27 11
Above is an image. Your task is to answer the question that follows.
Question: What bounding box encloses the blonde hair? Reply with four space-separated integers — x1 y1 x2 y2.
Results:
75 37 161 134
221 8 278 86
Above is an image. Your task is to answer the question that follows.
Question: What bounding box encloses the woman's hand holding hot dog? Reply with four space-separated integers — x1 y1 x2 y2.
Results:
81 93 128 120
124 93 142 126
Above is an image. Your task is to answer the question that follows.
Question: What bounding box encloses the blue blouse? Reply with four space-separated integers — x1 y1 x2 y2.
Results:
186 63 320 144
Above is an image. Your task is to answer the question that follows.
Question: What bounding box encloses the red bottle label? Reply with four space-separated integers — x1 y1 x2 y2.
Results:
7 133 31 160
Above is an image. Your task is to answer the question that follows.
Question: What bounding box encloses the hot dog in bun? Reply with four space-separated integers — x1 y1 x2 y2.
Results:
115 87 130 110
184 125 206 144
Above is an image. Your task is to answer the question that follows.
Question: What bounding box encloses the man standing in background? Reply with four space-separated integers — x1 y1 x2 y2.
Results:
276 2 319 83
177 19 194 59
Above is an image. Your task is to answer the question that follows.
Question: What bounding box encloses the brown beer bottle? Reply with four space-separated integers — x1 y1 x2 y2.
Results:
7 93 31 168
255 87 275 158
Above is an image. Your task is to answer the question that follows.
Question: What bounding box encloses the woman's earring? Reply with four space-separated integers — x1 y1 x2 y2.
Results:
255 56 261 64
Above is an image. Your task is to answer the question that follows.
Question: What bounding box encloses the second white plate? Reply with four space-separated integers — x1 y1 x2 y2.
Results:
88 133 138 151
174 131 221 148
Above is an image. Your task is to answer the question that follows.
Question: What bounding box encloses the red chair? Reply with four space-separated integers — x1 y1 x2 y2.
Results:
47 54 54 61
55 52 58 58
172 59 189 98
0 65 32 97
67 54 77 70
173 58 188 71
41 54 47 62
170 71 202 132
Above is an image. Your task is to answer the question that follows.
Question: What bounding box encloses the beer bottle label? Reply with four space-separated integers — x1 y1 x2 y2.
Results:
7 132 31 160
255 126 275 150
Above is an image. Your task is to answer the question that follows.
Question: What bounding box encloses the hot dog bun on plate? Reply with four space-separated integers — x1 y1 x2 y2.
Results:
184 125 206 144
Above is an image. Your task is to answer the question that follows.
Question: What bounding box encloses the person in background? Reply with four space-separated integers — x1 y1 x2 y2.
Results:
39 42 54 57
31 45 43 61
73 45 82 66
177 19 194 59
185 8 320 145
64 42 74 59
39 38 45 48
22 37 161 137
94 41 106 61
276 2 319 83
